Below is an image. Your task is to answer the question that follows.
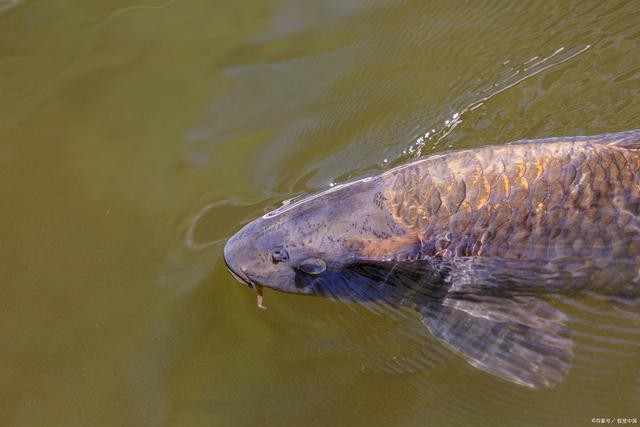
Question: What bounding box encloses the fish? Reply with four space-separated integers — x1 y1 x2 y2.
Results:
223 129 640 388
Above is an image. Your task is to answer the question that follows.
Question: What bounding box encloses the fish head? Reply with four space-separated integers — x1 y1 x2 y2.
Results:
224 176 409 298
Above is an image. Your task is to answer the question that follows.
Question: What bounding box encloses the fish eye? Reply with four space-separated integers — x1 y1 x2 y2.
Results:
298 258 327 275
271 248 289 264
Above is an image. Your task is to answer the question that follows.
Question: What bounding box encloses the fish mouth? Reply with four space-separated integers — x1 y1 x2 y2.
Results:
223 256 267 309
224 257 255 289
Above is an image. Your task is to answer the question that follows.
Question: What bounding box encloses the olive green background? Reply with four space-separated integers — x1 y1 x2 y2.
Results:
1 1 639 426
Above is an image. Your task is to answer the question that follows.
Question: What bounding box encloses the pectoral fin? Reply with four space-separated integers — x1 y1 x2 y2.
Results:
419 295 574 388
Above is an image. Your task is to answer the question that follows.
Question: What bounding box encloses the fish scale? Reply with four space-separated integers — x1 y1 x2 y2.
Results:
383 138 640 262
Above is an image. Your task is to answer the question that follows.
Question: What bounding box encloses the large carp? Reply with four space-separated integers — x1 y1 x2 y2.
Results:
224 130 640 388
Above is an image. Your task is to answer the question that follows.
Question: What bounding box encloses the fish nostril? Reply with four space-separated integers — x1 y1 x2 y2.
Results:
271 249 289 264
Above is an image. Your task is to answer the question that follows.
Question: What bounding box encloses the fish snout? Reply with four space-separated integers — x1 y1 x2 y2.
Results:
223 232 255 289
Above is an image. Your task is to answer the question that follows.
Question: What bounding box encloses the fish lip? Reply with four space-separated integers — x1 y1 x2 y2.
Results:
223 257 255 289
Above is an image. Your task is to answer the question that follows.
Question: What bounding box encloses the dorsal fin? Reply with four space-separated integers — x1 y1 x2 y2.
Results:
507 129 640 149
603 129 640 149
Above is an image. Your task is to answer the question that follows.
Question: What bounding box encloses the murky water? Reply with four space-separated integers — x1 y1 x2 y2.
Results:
1 1 639 426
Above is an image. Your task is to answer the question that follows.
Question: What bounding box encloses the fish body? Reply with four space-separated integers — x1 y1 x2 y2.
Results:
224 130 640 388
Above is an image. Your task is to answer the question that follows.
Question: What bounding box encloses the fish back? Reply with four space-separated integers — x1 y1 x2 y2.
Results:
382 132 640 262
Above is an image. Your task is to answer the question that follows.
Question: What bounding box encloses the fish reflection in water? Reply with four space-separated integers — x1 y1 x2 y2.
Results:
224 130 640 388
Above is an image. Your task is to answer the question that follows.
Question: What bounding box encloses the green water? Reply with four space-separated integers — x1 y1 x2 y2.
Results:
1 1 639 426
